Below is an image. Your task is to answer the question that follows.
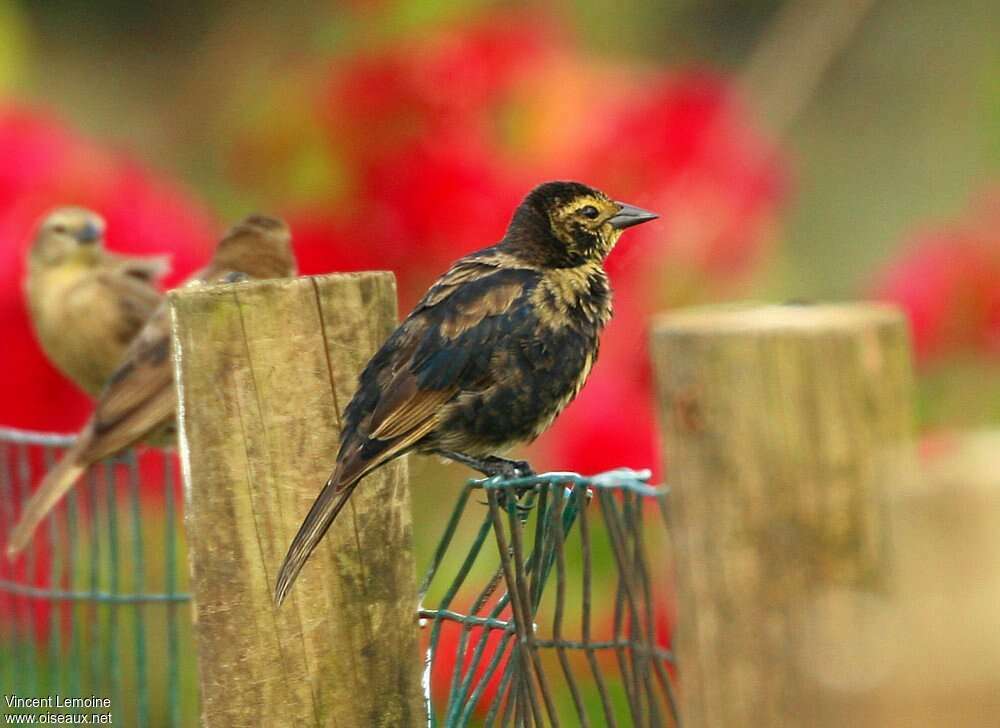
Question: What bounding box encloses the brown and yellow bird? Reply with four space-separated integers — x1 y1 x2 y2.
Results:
25 206 169 397
7 214 298 558
274 180 657 605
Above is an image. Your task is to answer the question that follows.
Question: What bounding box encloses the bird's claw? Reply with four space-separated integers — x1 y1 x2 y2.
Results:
479 483 537 515
481 457 534 480
485 490 537 515
511 460 535 479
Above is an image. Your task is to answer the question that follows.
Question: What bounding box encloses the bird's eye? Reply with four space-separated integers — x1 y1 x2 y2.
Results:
579 205 599 220
52 225 67 234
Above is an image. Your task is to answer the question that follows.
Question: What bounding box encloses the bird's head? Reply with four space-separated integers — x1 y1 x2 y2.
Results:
507 181 658 266
30 207 107 266
211 214 298 281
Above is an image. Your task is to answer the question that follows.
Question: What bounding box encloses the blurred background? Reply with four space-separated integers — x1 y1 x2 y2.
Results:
1 0 997 462
0 0 997 724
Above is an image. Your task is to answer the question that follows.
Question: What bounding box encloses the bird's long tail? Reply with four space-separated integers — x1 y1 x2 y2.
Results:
6 440 89 559
273 468 360 607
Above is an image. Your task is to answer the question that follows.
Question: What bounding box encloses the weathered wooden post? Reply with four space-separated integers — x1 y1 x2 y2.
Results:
170 273 424 727
650 303 914 727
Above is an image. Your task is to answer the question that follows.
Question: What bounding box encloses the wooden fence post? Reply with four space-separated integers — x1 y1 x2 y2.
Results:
170 273 424 727
650 303 914 728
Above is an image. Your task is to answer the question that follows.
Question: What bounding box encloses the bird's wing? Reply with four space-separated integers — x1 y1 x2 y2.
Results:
106 252 171 283
410 248 518 312
85 304 176 462
92 268 165 347
274 261 536 605
339 259 534 481
86 259 239 460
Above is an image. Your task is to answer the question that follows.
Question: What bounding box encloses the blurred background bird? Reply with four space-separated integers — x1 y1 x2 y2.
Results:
274 180 657 605
6 213 298 558
24 206 169 397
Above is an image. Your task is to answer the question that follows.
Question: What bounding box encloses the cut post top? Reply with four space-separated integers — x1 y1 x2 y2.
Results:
651 301 906 335
166 269 397 305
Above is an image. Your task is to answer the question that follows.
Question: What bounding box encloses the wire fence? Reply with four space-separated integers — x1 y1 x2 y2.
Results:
1 426 678 727
419 469 679 727
0 427 194 726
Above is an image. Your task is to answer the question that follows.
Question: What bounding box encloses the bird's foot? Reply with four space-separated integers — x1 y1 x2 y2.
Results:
434 450 534 481
223 271 250 284
478 457 536 513
434 450 537 512
480 455 535 481
497 492 537 516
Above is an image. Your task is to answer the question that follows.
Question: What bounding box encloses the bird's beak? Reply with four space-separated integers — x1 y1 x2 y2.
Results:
608 202 659 230
75 221 101 244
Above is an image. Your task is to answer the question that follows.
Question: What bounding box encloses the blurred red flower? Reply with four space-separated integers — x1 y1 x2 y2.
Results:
356 138 521 277
873 190 1000 363
290 207 388 276
322 13 553 166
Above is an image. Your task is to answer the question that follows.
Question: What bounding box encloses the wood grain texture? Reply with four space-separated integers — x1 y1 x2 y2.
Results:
650 303 914 728
170 273 424 728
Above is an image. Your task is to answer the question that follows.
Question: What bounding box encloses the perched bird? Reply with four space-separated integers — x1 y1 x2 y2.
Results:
24 207 169 397
7 214 298 558
275 180 657 605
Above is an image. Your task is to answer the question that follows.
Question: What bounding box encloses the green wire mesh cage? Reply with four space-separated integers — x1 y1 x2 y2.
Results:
1 426 679 727
0 427 195 726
